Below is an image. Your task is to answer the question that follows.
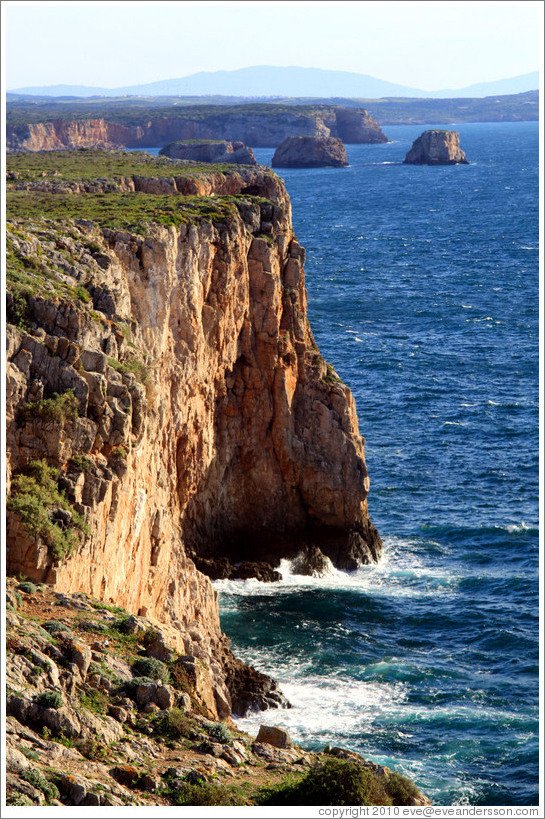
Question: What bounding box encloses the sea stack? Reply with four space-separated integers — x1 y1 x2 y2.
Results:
159 139 257 165
404 130 468 165
272 135 348 168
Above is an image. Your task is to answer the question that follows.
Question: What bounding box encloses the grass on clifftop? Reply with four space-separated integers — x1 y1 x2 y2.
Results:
6 191 241 232
6 149 265 181
6 101 327 127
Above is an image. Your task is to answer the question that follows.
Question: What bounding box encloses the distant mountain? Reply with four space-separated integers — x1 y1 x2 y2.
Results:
432 71 540 98
7 85 113 98
9 65 539 100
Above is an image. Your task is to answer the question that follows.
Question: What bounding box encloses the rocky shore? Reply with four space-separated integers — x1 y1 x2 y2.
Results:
5 579 431 807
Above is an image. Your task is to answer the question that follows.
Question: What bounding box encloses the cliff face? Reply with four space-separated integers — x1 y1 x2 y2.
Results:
6 106 387 152
6 158 381 718
159 140 257 165
272 136 349 168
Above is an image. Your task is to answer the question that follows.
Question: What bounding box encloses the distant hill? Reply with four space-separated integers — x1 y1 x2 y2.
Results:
9 65 539 100
432 72 540 98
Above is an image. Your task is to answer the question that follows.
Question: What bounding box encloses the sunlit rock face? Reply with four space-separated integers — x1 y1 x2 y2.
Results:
6 162 381 717
404 130 469 165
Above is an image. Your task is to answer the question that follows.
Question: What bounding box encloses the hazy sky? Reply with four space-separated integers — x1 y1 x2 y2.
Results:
3 0 543 91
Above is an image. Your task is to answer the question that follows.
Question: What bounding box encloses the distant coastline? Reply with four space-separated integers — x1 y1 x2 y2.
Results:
6 90 539 136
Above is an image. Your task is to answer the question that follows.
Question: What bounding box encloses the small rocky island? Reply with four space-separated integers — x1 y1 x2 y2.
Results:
272 135 348 168
159 140 257 165
404 130 468 165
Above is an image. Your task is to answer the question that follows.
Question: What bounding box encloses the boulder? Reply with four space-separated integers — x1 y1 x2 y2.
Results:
255 724 292 748
231 561 282 582
290 545 331 577
272 136 348 168
403 130 468 165
159 140 257 165
221 654 291 716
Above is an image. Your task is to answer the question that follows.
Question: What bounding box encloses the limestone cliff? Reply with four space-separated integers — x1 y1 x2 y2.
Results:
5 152 382 720
272 136 349 168
6 105 387 152
159 140 257 165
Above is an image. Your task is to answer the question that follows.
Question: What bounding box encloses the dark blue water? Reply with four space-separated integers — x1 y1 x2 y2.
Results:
213 122 540 807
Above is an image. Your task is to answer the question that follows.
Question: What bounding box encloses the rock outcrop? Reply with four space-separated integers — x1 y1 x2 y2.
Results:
6 104 387 152
6 152 382 720
403 130 468 165
272 136 348 168
159 140 257 165
5 581 431 807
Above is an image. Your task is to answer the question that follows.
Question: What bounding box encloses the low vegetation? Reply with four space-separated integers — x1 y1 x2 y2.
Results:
18 390 78 425
7 191 241 232
7 459 90 560
257 757 421 806
131 658 170 684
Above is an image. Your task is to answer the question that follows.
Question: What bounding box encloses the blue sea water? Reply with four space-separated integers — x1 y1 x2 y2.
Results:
213 123 541 806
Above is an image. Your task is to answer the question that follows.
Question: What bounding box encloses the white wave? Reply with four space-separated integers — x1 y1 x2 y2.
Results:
443 420 465 426
506 522 531 533
234 673 408 745
215 537 462 603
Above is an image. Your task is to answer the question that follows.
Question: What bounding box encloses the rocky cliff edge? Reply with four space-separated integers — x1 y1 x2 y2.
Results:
6 151 382 722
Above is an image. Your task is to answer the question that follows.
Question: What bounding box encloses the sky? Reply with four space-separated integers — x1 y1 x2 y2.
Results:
2 0 544 92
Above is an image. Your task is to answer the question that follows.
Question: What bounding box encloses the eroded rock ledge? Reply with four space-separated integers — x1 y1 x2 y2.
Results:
6 152 382 720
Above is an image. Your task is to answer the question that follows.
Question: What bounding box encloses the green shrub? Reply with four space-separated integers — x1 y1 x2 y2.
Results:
74 736 110 761
117 675 154 696
68 455 94 473
108 356 148 383
21 768 60 804
79 688 109 714
131 658 170 684
18 390 78 424
36 691 64 710
6 289 31 329
7 459 90 561
323 362 341 386
42 620 72 634
20 748 40 761
74 285 91 303
7 793 35 806
17 581 37 594
151 708 193 740
258 758 392 806
168 781 246 806
384 771 422 804
202 719 233 745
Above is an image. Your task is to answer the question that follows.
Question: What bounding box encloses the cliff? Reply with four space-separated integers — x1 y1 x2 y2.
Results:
159 140 257 165
6 151 382 723
6 104 387 152
272 136 349 168
403 130 468 165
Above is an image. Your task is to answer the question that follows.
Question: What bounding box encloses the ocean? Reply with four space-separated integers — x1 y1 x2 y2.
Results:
212 123 540 806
